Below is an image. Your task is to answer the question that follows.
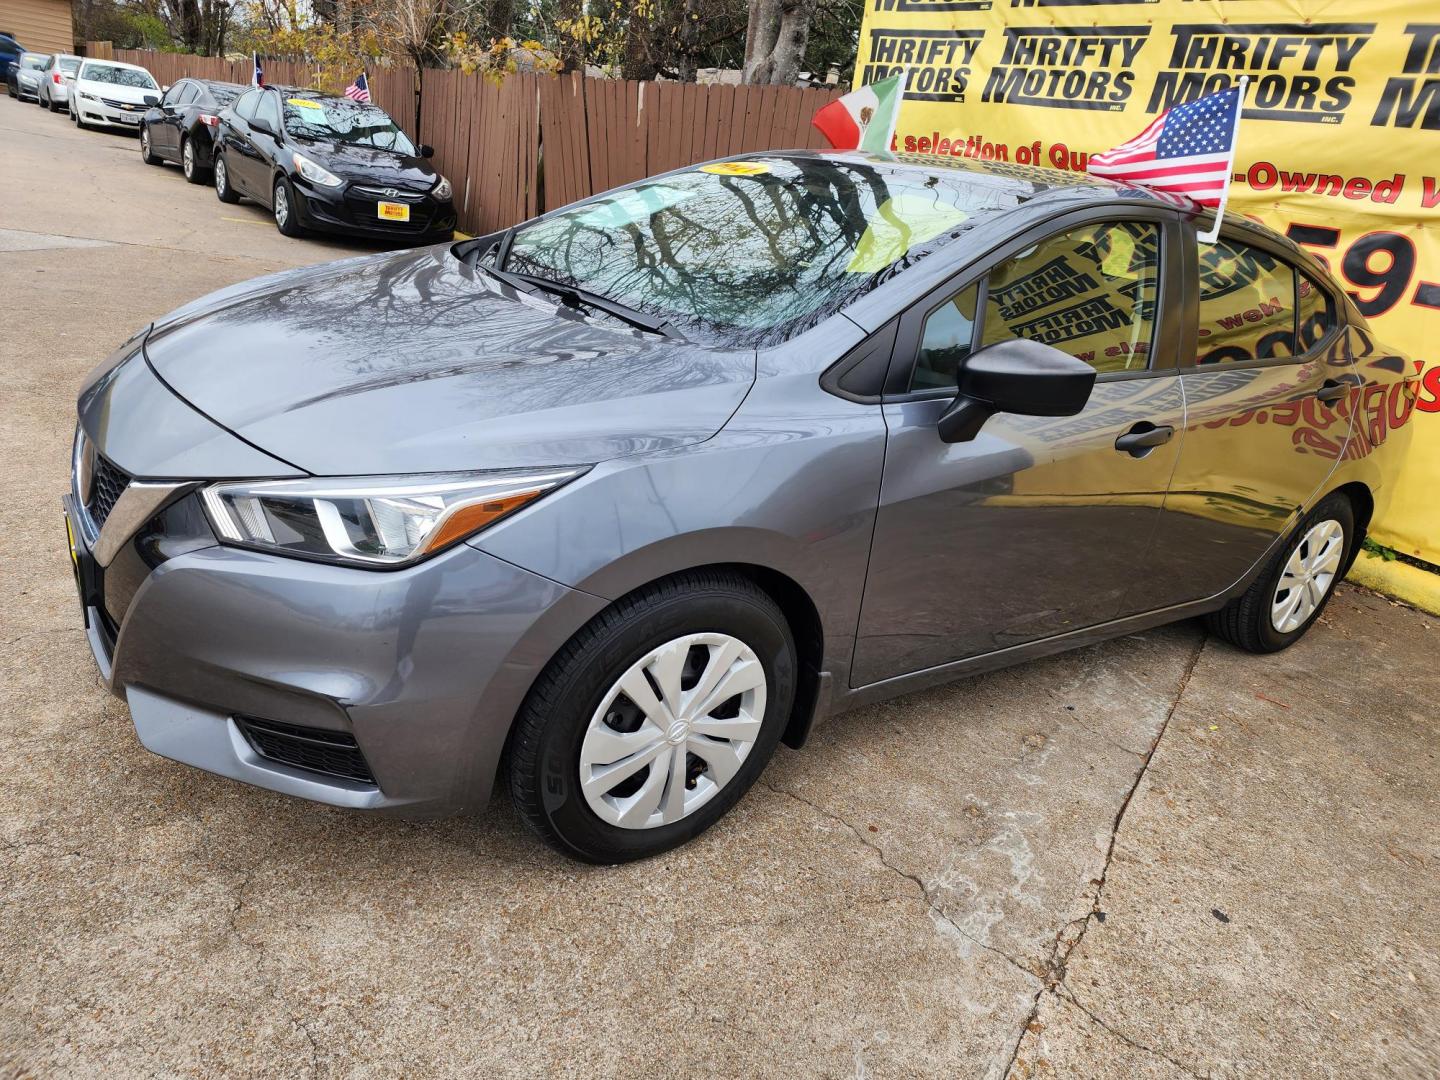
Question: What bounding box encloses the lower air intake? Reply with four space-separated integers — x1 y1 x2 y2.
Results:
235 716 376 785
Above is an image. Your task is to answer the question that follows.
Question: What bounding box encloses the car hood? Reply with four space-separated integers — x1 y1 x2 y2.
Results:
293 138 437 188
143 246 756 476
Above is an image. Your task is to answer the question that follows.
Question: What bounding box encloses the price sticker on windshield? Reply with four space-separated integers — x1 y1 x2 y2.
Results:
700 161 770 176
287 98 323 109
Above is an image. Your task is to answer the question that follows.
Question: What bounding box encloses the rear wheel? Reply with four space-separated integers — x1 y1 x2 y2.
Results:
1207 492 1355 653
139 126 161 165
509 571 796 863
181 136 207 183
272 176 305 237
214 153 239 203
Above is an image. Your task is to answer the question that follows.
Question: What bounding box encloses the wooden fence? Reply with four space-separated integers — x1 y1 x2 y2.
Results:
85 44 844 236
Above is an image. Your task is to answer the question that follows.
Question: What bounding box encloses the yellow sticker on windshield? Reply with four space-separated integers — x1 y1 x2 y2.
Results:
700 161 770 176
287 98 322 109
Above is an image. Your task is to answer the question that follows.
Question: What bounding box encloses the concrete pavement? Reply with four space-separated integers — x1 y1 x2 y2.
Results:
1 96 1436 1078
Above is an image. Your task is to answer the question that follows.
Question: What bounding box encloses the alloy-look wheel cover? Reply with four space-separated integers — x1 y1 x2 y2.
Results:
183 140 194 177
215 157 227 192
1272 518 1344 633
579 632 767 830
274 184 289 227
140 129 149 156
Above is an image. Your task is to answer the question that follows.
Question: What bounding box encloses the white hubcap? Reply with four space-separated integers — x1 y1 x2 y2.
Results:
579 633 767 830
1272 519 1344 633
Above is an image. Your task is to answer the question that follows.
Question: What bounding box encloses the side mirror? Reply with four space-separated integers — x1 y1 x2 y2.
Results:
419 143 434 159
143 93 159 107
937 338 1097 443
249 115 274 136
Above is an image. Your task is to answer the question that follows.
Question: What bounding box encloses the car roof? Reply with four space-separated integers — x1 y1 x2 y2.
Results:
195 79 245 91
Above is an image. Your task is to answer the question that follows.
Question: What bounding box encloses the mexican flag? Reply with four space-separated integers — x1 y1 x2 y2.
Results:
811 72 907 154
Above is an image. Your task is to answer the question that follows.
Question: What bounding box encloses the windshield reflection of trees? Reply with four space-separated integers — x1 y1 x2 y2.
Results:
506 160 1031 348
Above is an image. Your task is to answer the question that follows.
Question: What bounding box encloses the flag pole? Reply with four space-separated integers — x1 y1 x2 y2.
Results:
1197 76 1247 244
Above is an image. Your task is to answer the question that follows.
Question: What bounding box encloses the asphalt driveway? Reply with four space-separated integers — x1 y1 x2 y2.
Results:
1 97 1437 1079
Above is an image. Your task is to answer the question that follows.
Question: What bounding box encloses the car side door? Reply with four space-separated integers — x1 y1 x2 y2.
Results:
849 208 1189 687
243 89 286 205
1139 224 1358 609
223 88 265 196
151 81 186 155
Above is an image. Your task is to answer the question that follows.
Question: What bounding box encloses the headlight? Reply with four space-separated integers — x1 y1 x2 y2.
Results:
200 467 587 568
433 174 452 200
292 152 343 188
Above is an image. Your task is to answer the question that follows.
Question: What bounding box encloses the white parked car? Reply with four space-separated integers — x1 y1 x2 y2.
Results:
70 59 160 131
38 53 82 112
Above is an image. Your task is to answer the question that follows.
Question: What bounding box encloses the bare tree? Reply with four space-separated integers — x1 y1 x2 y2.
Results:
742 0 817 85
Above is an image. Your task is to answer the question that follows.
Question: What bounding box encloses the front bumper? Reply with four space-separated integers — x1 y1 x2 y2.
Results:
75 97 146 128
64 488 605 817
293 181 457 243
17 77 39 97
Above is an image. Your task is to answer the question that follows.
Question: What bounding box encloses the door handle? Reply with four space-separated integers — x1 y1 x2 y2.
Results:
1315 379 1348 403
1114 422 1175 457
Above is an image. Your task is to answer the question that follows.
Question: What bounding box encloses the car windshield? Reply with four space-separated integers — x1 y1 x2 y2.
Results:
281 97 415 153
80 63 158 89
502 156 1028 347
21 54 48 70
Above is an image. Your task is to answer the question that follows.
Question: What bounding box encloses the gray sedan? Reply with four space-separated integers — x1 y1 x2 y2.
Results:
64 151 1413 862
6 51 48 102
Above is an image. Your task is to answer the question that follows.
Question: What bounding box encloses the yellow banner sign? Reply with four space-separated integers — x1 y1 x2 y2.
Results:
856 0 1440 566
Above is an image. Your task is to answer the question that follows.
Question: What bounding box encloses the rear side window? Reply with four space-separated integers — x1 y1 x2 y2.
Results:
1196 239 1297 364
1297 273 1337 351
177 82 199 105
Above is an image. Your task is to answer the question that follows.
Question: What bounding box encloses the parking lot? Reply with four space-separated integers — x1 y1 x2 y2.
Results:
2 95 1437 1078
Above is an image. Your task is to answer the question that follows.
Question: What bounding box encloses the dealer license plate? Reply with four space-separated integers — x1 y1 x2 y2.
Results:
377 201 410 222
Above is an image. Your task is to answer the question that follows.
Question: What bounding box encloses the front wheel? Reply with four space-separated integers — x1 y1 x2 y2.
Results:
139 126 161 165
509 572 797 863
214 153 239 203
272 176 305 237
1207 493 1355 653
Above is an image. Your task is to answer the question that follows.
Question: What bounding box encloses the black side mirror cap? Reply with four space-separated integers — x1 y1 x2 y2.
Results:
143 94 159 107
419 143 435 159
938 338 1097 443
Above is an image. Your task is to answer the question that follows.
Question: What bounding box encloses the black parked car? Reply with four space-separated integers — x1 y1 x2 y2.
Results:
213 84 456 242
139 77 244 183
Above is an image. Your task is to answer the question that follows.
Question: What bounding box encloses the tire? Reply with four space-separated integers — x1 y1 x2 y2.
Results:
1206 492 1356 654
509 571 797 863
139 125 161 165
272 175 305 237
214 153 239 203
181 136 208 183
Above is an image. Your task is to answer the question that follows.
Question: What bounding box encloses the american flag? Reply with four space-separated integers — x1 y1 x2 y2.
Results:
343 72 371 103
1088 86 1241 206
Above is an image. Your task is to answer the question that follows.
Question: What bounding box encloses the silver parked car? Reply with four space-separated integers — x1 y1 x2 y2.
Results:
65 152 1414 862
37 53 81 112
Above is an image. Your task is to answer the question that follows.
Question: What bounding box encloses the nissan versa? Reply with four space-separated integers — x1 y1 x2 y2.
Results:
65 151 1413 862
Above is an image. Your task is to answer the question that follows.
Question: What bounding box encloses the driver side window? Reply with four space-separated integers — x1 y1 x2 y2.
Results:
910 220 1161 391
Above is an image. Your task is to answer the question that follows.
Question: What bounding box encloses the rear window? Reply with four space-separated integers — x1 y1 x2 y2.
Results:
79 63 157 89
504 157 1026 347
60 57 81 73
282 97 414 154
206 83 240 106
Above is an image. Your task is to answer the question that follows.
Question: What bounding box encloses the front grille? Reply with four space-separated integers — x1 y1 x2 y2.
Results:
344 190 436 231
88 455 130 529
100 97 144 111
349 184 429 201
235 716 377 785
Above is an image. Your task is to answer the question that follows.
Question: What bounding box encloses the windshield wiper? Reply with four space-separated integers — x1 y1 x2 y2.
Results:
480 265 676 338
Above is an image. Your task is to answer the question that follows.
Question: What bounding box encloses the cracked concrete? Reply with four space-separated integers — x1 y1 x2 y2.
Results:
3 96 1438 1078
